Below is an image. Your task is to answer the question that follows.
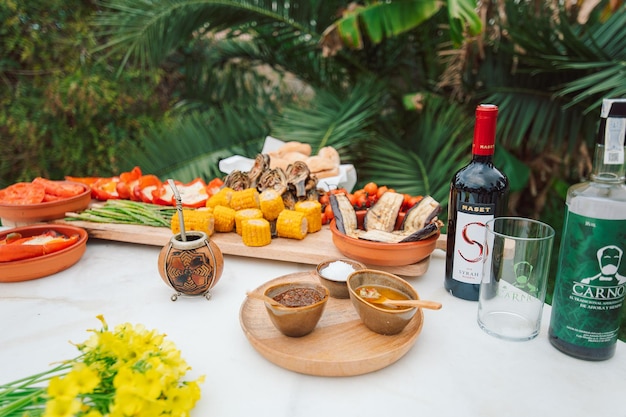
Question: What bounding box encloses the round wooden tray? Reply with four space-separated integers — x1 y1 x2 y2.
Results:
239 271 424 377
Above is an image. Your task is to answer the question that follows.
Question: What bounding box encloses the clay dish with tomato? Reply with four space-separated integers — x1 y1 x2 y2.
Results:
0 179 91 226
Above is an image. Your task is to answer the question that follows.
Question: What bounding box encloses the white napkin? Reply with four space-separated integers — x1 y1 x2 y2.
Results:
218 136 357 192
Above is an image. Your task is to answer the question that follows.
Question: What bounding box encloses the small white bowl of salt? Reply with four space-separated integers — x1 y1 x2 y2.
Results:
316 258 366 299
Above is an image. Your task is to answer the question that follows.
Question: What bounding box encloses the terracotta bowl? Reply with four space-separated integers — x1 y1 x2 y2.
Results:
0 182 91 226
263 281 329 337
347 269 421 335
329 219 439 266
0 224 89 282
316 258 366 299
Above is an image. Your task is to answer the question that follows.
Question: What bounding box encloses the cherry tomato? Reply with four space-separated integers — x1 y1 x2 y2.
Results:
346 193 357 207
324 204 334 221
407 195 424 209
363 182 378 196
376 186 388 199
355 193 368 209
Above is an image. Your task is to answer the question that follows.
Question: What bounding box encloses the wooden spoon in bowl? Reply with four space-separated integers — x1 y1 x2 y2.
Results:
357 287 442 310
246 291 283 307
365 297 442 310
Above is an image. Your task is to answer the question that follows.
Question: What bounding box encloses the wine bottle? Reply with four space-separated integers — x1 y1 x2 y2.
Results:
445 104 509 301
549 98 626 361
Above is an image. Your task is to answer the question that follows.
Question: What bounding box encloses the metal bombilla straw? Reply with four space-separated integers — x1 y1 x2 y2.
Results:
167 179 186 242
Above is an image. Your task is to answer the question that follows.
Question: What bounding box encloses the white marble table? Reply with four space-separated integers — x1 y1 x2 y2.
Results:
1 235 624 417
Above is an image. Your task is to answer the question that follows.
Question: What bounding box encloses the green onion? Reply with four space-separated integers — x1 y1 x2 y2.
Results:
65 200 176 227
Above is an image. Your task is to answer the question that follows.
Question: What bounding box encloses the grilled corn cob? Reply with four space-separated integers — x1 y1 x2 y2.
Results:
241 218 272 247
259 189 285 221
276 209 308 240
295 200 322 233
207 186 234 208
170 208 215 236
213 205 236 232
235 208 263 235
229 188 260 211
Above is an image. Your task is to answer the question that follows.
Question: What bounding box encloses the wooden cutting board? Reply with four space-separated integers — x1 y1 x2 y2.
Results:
240 271 424 376
53 220 447 277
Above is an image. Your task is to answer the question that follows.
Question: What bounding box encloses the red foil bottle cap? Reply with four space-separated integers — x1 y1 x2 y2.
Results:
473 104 498 156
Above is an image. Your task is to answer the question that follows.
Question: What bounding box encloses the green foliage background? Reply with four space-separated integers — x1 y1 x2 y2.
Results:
0 0 168 183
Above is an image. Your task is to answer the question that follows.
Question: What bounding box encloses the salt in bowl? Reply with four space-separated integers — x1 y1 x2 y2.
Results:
316 258 366 299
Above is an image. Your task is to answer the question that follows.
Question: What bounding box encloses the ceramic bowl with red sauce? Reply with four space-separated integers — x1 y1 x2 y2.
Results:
263 281 329 337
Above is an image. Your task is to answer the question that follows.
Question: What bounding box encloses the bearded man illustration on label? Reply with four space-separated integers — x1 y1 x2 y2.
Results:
581 245 626 285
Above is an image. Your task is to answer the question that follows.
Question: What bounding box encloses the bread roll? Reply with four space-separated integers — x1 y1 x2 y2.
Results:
305 155 337 173
318 146 340 165
277 141 312 156
315 167 340 179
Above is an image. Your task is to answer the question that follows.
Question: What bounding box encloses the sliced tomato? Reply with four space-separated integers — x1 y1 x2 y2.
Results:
91 177 121 200
64 176 100 187
0 182 46 205
32 177 85 198
42 193 65 203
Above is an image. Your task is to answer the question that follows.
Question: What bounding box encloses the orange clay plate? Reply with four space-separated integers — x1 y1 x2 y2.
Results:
240 271 424 377
0 182 91 227
0 224 88 283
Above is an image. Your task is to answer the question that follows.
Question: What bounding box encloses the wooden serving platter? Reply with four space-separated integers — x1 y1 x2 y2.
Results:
52 219 444 277
239 271 424 377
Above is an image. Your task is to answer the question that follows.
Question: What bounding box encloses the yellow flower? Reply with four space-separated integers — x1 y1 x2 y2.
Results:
42 396 81 417
1 316 204 417
66 363 100 394
47 376 80 400
110 385 150 416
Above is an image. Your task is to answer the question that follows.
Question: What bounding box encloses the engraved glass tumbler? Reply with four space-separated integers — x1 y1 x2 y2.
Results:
477 217 555 341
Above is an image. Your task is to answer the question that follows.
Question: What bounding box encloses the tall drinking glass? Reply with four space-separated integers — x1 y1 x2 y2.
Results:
477 217 555 341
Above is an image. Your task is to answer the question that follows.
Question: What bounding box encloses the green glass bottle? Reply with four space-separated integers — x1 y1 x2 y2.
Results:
548 98 626 361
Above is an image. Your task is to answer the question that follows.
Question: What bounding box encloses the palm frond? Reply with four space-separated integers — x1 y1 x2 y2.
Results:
121 105 269 182
359 97 474 217
269 78 386 158
93 0 321 72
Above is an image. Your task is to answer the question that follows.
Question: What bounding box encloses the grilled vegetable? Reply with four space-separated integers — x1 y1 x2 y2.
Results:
213 205 237 232
276 210 308 240
329 193 358 237
364 191 404 233
295 200 322 233
241 218 272 247
400 195 441 233
235 208 264 235
170 208 215 236
399 222 441 242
